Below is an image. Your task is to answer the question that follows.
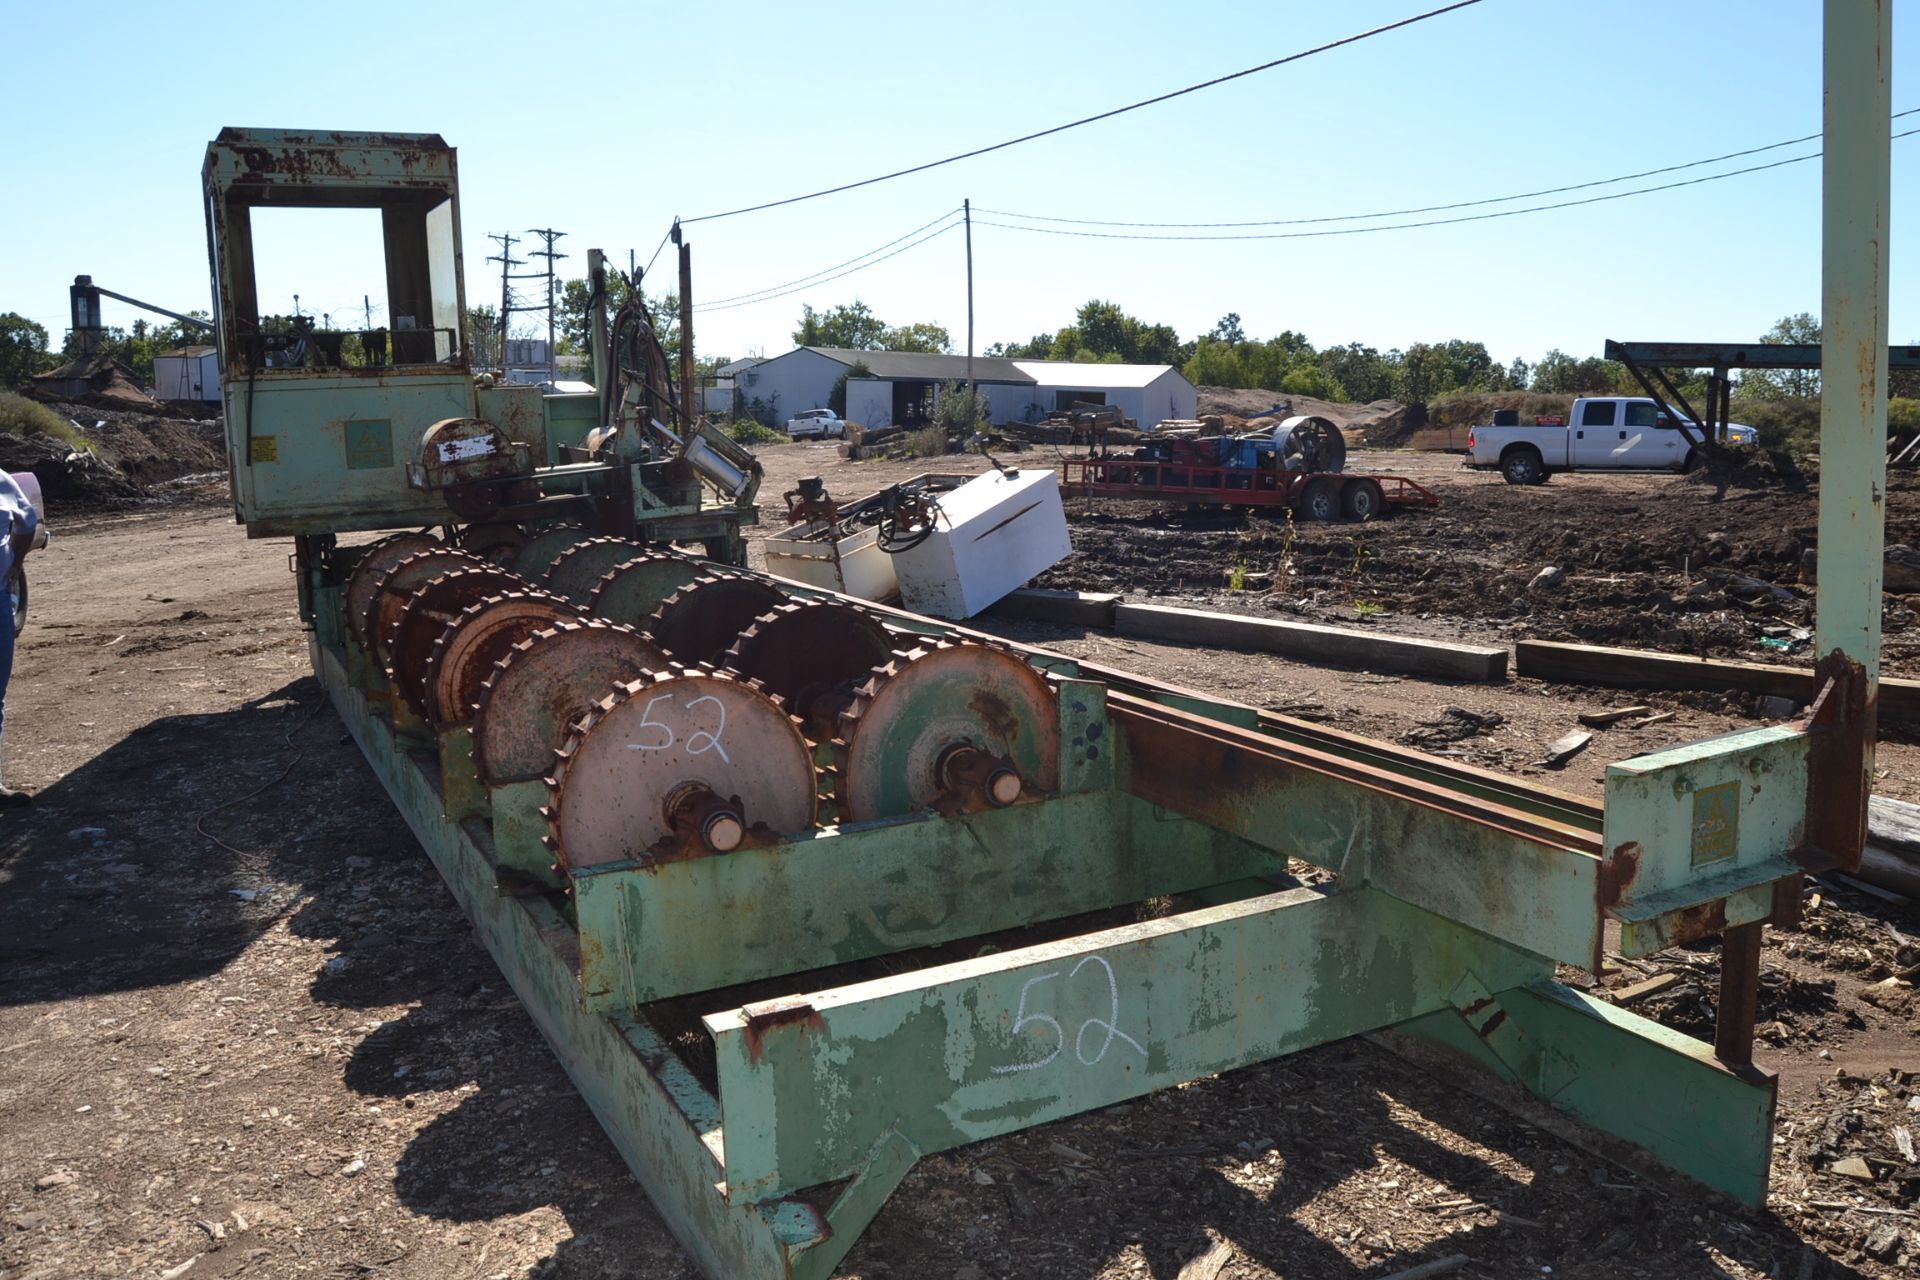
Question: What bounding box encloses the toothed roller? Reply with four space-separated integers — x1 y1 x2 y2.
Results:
386 567 526 717
546 669 817 871
343 532 440 649
364 548 494 667
720 599 900 739
471 619 670 786
539 536 652 605
646 573 787 667
412 587 575 728
586 553 709 627
834 641 1059 822
454 521 529 568
508 524 594 579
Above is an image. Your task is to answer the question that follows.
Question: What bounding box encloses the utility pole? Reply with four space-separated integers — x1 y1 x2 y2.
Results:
672 220 696 431
485 232 522 373
362 295 372 329
964 198 975 414
526 228 568 384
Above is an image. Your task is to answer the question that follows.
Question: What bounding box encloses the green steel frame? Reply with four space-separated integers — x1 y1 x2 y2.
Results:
241 7 1897 1266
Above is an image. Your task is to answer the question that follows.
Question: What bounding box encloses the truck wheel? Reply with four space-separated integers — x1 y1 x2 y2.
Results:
1301 477 1341 521
1341 478 1385 521
1501 448 1545 486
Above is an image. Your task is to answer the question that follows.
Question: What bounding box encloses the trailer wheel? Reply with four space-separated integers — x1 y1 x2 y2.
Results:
1301 477 1342 521
1341 478 1386 521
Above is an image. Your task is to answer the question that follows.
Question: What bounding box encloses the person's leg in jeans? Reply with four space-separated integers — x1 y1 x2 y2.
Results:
0 586 24 806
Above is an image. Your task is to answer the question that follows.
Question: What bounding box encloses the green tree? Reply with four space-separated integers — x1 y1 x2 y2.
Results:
1208 313 1245 344
986 334 1054 359
1505 356 1530 391
879 321 952 354
0 314 49 388
1739 312 1822 399
794 301 888 349
1317 343 1395 402
557 274 679 367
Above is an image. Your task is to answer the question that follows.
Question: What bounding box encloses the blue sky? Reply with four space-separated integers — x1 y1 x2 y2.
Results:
5 0 1914 371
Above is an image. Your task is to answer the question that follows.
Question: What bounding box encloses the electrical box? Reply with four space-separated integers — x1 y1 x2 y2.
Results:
892 469 1071 618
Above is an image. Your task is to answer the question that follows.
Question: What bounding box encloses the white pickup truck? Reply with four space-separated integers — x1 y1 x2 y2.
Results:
1467 396 1758 484
784 408 846 440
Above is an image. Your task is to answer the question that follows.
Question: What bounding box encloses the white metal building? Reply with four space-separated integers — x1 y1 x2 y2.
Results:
743 346 1197 429
1011 361 1197 429
154 345 221 401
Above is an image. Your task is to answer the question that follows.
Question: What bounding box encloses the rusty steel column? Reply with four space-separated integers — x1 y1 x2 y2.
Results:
1714 921 1764 1071
1815 0 1891 695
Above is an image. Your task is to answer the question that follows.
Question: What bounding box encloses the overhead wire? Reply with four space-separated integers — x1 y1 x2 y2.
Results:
979 106 1920 229
698 208 964 307
695 218 966 313
972 127 1920 242
669 0 1484 228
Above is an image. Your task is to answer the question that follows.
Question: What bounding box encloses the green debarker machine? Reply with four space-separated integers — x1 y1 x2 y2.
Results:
202 9 1894 1269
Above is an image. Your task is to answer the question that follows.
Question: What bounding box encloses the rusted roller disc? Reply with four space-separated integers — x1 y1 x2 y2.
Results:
540 536 652 605
365 548 493 666
423 591 580 729
455 521 529 568
509 524 593 579
343 532 440 649
721 600 899 736
837 641 1059 823
386 567 529 718
547 670 817 871
586 553 708 627
472 619 671 785
646 574 788 667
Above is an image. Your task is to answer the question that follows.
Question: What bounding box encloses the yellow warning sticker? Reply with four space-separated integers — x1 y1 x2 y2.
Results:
249 435 279 464
1690 781 1740 866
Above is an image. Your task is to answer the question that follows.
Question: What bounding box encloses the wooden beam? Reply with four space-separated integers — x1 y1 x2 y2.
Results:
1514 640 1920 720
1113 603 1507 683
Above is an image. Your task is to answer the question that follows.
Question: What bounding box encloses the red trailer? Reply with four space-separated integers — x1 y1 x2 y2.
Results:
1059 455 1438 521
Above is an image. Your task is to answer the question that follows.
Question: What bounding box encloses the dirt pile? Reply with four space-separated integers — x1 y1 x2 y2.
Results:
1683 439 1809 492
2 401 226 507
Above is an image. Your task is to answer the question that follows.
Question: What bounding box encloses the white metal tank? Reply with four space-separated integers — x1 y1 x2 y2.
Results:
892 468 1071 618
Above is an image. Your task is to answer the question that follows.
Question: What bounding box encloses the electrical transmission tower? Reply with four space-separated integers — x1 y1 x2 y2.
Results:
485 232 523 372
525 228 568 384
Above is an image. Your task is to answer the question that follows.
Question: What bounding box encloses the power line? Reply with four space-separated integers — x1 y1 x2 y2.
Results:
980 107 1920 229
676 0 1484 227
971 129 1920 243
695 220 965 313
699 208 963 307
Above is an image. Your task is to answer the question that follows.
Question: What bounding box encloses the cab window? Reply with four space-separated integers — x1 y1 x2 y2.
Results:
1624 401 1659 428
1580 400 1618 427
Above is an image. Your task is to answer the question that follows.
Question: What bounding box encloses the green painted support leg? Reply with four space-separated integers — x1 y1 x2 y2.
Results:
787 1130 922 1280
438 726 485 824
1390 979 1777 1208
489 779 563 887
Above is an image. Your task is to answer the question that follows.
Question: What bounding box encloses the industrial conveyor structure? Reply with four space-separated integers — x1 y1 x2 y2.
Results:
202 67 1894 1278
